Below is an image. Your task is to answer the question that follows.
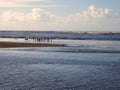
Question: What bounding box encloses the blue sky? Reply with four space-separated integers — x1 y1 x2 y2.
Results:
44 0 120 16
0 0 119 31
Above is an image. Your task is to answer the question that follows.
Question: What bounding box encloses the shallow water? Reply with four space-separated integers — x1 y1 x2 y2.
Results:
0 45 120 90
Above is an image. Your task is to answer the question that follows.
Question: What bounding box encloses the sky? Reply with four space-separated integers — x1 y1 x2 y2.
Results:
0 0 120 31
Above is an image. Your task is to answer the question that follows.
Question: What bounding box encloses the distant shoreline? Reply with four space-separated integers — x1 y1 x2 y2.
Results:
0 42 66 48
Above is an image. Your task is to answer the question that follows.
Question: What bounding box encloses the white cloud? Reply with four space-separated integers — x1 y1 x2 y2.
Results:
0 5 119 31
87 5 111 18
63 5 111 24
0 0 27 7
0 0 62 7
0 8 57 22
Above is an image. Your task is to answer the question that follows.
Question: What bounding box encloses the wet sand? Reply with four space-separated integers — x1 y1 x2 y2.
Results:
0 42 65 48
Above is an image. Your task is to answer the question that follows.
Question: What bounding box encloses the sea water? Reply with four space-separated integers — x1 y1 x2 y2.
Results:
0 31 120 90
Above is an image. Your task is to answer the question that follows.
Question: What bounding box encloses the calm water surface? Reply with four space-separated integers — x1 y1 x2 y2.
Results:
0 40 120 90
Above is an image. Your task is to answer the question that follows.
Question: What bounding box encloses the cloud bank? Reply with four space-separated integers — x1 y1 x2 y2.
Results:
0 0 26 7
0 5 119 31
0 0 60 7
0 5 111 22
0 8 57 22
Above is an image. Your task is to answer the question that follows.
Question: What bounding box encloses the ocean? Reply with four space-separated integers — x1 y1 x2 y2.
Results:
0 31 120 90
0 31 120 40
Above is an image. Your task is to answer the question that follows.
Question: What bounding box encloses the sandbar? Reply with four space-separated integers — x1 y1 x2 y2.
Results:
0 42 65 48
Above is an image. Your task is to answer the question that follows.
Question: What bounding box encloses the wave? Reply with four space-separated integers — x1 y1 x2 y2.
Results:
56 49 120 53
0 31 120 40
5 47 120 53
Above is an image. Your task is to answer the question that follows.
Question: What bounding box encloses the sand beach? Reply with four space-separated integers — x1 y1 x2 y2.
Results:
0 42 65 48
